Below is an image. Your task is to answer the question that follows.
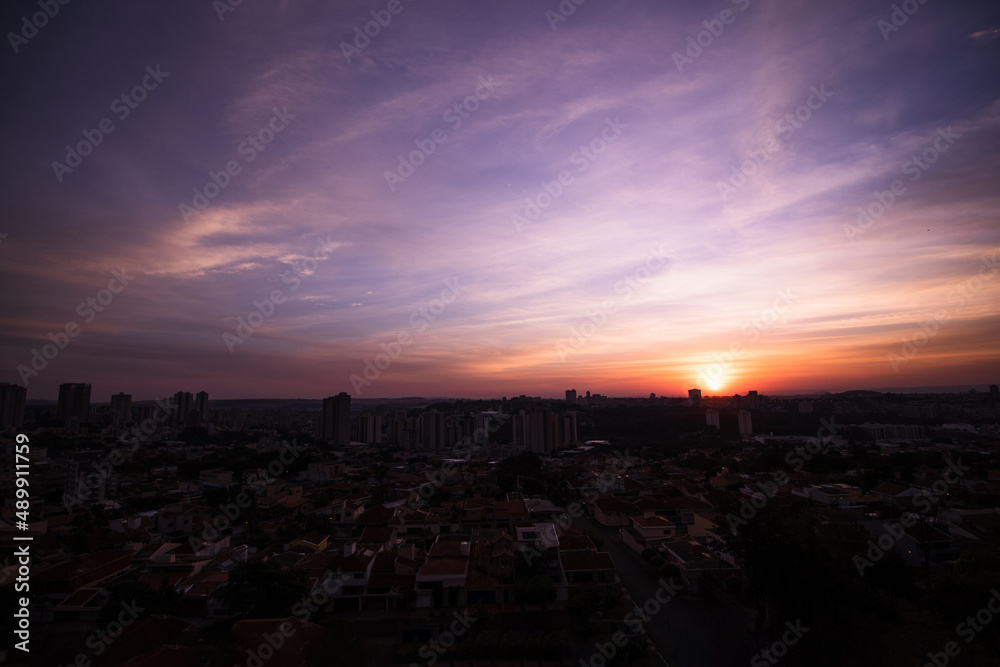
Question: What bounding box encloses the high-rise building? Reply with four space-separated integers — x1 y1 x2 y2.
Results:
706 409 720 429
316 392 351 446
512 408 569 454
688 388 702 408
58 383 91 427
561 412 579 446
172 391 193 424
565 389 577 403
528 408 556 454
747 390 760 410
356 412 379 444
419 411 447 451
110 392 132 426
738 410 753 438
0 383 27 428
991 385 999 410
65 451 107 506
393 417 418 449
195 391 209 422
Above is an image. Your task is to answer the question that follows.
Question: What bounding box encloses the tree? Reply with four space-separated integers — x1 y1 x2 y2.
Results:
312 619 365 667
213 559 308 619
497 451 543 494
100 579 182 622
515 575 556 606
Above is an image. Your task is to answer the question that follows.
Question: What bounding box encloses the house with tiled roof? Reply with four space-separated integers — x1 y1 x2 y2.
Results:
592 496 639 527
622 514 677 554
661 538 741 592
289 532 329 553
494 500 530 530
559 551 617 588
34 550 135 595
871 482 920 506
411 537 471 607
557 533 597 552
98 615 194 666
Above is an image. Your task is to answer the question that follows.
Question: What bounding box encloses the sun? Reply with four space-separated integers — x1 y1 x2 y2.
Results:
706 378 724 393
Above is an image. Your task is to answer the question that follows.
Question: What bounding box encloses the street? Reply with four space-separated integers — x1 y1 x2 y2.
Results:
577 515 761 666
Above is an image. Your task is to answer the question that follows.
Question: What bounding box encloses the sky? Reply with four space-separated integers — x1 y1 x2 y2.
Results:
1 0 999 401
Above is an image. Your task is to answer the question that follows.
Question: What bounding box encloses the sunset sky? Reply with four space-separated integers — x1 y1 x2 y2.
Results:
1 0 998 401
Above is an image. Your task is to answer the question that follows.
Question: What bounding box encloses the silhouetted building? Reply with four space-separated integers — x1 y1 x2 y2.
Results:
356 412 381 445
991 385 999 410
706 409 720 429
316 392 351 446
64 450 107 506
688 388 702 407
419 410 447 451
173 391 193 424
393 417 418 449
562 411 578 446
195 391 209 422
747 390 760 410
566 389 577 403
0 383 27 428
513 408 573 454
738 410 753 438
58 383 91 427
109 392 131 426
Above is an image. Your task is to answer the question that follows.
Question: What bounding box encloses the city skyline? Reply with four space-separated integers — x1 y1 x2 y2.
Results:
11 382 1000 404
2 0 999 402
